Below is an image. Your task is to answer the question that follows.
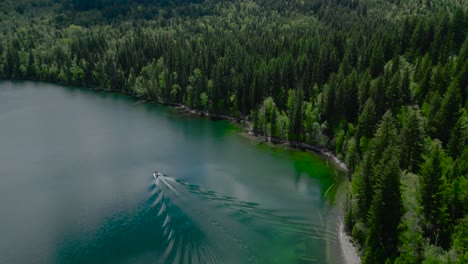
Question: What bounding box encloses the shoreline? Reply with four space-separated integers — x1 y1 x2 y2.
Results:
2 79 347 172
339 219 361 264
3 79 359 263
242 130 348 172
67 82 361 264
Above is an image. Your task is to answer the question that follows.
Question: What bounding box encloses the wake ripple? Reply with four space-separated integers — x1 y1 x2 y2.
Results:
149 174 337 263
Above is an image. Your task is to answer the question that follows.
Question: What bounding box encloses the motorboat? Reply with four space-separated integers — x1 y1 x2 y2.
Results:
153 171 163 178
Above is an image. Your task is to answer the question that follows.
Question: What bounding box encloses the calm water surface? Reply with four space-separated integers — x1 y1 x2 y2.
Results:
0 81 345 264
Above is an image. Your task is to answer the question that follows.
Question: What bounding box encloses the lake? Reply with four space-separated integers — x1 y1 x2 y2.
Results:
0 81 345 263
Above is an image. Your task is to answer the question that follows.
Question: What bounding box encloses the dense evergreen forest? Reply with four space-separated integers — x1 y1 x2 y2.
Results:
0 0 467 262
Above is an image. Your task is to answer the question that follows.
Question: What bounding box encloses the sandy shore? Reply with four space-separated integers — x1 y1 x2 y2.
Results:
339 220 361 264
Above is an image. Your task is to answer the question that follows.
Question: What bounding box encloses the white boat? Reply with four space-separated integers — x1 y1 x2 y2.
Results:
153 171 163 178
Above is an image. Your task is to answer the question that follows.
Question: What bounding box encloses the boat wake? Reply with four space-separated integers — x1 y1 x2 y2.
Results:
150 174 338 263
54 174 338 264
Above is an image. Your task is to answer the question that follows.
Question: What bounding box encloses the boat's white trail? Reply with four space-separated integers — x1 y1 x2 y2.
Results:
150 174 337 263
157 176 180 195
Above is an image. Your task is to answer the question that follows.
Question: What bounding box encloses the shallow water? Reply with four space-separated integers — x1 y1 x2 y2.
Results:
0 81 345 263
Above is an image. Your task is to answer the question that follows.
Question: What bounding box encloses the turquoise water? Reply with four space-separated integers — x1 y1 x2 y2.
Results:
0 81 345 263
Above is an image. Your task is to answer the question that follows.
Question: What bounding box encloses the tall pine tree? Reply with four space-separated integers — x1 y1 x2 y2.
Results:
419 140 449 247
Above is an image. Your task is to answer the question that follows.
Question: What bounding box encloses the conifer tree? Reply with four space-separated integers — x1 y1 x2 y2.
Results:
363 155 402 264
400 108 426 172
447 111 468 159
369 110 399 163
419 140 449 247
436 80 462 144
355 98 377 152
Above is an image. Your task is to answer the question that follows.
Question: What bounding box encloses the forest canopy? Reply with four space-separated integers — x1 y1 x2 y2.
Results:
0 0 467 263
